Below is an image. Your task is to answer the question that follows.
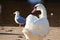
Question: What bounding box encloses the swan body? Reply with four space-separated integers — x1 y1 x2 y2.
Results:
22 3 50 40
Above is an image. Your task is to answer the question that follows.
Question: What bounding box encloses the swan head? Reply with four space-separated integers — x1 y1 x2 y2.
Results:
31 3 47 18
31 3 46 13
13 11 20 15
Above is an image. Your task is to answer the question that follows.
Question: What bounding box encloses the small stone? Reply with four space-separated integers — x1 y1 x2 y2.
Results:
16 39 21 40
48 39 50 40
18 35 23 38
6 30 13 32
1 28 4 30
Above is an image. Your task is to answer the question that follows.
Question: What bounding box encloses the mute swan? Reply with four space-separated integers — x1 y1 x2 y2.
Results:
22 3 50 40
13 11 26 26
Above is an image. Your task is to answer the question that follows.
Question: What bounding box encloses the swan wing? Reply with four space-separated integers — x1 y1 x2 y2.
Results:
32 18 50 36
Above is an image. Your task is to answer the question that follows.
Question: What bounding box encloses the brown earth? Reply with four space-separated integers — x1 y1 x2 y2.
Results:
0 26 60 40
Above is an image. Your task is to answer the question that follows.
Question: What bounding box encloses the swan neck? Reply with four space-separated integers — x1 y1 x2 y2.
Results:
39 8 47 18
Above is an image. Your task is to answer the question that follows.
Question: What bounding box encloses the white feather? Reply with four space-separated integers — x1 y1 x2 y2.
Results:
22 3 50 40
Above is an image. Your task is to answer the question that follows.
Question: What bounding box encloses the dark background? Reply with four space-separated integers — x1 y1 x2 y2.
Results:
0 0 60 27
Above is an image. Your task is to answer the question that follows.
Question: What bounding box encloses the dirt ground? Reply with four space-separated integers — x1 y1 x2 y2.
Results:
0 26 60 40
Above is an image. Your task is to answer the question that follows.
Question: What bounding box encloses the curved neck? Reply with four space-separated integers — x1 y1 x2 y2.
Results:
39 8 47 18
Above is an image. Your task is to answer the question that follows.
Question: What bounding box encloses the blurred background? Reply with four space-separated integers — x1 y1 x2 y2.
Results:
0 0 60 27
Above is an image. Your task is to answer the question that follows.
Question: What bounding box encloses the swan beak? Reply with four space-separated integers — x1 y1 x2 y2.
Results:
31 8 36 13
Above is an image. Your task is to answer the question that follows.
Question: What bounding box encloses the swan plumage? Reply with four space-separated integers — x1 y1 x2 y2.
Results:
22 3 50 40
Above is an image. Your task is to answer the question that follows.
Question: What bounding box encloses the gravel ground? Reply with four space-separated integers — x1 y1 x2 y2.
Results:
0 26 60 40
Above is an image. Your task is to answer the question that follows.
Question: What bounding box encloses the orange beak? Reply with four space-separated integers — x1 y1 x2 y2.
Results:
31 8 36 13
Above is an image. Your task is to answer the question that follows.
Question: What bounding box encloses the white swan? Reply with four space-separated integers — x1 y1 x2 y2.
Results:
22 3 50 40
